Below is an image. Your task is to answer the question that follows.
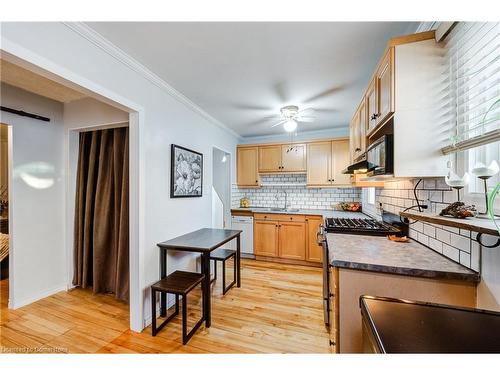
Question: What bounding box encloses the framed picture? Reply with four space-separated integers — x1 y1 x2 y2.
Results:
170 144 203 198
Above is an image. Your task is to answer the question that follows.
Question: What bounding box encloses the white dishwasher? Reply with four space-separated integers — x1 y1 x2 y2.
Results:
230 215 254 255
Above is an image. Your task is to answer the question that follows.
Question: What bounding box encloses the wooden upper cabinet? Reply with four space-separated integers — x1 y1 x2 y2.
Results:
307 141 332 186
281 144 306 172
331 140 351 186
258 145 282 172
366 78 377 134
254 220 279 257
305 216 323 263
376 47 395 126
278 221 306 260
237 147 259 187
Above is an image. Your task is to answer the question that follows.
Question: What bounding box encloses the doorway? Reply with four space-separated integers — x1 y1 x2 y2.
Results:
71 125 130 302
212 147 231 229
0 123 10 304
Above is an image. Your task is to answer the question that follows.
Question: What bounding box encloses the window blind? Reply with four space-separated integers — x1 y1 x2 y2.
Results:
441 22 500 155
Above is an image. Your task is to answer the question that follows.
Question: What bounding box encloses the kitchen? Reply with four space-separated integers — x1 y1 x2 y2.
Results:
0 6 499 372
229 24 500 353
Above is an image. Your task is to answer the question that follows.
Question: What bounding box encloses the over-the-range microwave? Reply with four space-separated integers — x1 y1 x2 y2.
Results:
366 134 394 176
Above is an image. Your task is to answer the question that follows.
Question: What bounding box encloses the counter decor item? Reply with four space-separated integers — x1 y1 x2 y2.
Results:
240 197 250 208
440 171 477 218
471 160 499 218
170 144 203 198
445 171 470 203
489 182 500 235
387 235 410 243
339 202 362 212
440 201 477 219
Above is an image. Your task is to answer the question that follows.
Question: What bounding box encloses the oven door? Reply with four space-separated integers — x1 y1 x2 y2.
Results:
318 225 330 327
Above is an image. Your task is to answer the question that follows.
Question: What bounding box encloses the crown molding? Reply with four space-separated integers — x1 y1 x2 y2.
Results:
62 22 242 140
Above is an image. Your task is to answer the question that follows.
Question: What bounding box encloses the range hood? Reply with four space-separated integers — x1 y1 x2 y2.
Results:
342 156 374 174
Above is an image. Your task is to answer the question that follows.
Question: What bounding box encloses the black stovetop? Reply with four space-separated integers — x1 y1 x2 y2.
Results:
324 217 401 236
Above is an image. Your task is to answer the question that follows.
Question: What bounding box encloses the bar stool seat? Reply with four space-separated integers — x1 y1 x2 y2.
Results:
151 270 205 344
209 248 236 295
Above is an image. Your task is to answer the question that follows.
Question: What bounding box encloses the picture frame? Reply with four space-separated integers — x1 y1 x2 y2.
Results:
170 144 203 198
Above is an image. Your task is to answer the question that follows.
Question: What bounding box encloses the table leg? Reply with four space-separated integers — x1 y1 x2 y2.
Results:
160 248 167 317
201 252 211 327
236 234 241 287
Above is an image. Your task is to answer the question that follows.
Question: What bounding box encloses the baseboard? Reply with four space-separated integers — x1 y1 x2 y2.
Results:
9 283 68 309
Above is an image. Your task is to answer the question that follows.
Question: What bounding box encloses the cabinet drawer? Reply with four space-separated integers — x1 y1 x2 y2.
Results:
254 213 305 222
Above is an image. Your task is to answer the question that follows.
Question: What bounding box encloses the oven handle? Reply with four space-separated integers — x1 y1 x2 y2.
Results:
317 224 326 245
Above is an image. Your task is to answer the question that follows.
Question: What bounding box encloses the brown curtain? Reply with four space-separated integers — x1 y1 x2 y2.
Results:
73 127 129 301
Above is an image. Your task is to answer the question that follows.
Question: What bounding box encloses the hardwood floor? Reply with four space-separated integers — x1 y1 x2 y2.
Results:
0 259 329 353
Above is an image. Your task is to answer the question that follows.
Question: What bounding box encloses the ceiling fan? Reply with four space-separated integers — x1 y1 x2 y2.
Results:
270 105 316 133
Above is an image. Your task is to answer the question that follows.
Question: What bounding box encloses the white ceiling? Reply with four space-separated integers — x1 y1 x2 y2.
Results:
86 22 418 138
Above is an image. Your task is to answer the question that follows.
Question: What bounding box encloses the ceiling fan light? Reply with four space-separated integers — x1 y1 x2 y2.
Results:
283 119 297 132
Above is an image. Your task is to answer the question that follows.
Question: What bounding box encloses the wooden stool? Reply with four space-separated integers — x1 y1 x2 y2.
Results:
151 270 205 344
209 248 236 295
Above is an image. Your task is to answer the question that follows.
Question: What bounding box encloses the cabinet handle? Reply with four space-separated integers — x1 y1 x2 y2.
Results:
355 147 361 152
329 340 336 346
329 293 335 298
255 180 258 183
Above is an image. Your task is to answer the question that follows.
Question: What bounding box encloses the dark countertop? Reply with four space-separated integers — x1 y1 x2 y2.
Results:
326 233 479 282
231 207 368 218
360 295 500 353
157 228 242 252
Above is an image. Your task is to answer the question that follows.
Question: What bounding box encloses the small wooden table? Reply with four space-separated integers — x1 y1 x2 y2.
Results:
157 228 242 328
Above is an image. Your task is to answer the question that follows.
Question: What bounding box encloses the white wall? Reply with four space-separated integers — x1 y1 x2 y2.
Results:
0 83 66 307
1 22 241 330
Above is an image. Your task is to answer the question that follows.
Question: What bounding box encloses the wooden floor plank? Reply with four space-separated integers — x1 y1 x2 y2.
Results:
0 259 329 353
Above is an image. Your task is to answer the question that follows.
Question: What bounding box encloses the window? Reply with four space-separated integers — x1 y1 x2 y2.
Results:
443 22 500 206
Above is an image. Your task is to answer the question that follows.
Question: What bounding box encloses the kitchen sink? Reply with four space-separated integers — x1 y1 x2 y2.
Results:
265 207 300 212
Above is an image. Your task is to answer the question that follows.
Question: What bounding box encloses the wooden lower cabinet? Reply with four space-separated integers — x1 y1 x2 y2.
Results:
328 266 339 353
254 220 279 257
305 216 323 263
278 222 306 260
254 213 322 264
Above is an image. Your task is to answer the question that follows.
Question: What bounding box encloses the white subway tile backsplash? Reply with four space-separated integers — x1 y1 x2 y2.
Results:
436 228 451 243
373 177 475 271
443 244 460 262
232 174 361 210
450 233 471 253
423 224 436 238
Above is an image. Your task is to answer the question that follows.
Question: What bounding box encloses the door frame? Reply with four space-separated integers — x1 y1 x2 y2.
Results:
1 43 145 332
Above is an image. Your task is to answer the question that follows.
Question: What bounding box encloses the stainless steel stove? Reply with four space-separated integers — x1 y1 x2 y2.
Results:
320 212 407 330
324 217 401 236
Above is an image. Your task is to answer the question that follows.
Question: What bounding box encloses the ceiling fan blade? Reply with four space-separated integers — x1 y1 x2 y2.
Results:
232 103 274 111
314 108 337 114
270 119 287 128
245 115 280 127
273 81 290 103
302 85 345 104
297 117 315 123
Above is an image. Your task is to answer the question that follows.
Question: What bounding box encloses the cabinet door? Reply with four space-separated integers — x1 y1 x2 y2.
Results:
376 48 394 126
306 141 332 186
254 220 279 257
305 216 323 263
365 78 377 134
258 145 282 172
331 140 352 186
278 221 306 260
281 144 306 172
357 100 367 156
329 267 340 353
237 147 259 186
